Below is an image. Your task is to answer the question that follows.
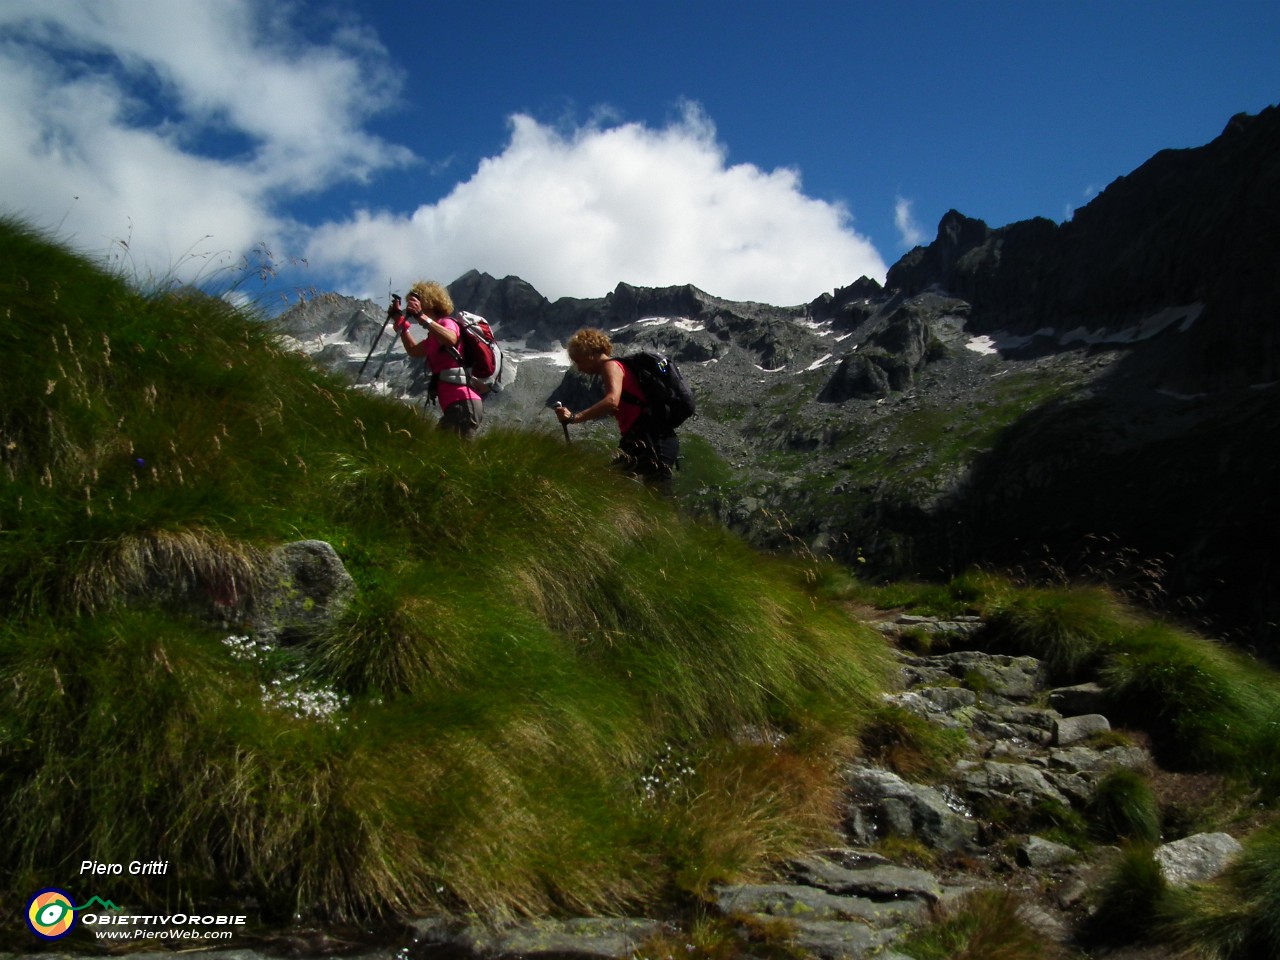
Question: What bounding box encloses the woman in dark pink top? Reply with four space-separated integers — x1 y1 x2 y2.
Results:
390 281 483 438
555 327 678 490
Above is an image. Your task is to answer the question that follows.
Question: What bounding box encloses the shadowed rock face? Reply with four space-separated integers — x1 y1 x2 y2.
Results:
819 306 938 401
884 106 1280 393
275 106 1280 660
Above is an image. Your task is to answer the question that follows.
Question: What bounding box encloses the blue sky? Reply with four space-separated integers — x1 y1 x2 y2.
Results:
2 1 1276 309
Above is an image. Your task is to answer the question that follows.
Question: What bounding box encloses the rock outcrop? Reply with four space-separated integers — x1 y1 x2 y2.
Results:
252 539 355 645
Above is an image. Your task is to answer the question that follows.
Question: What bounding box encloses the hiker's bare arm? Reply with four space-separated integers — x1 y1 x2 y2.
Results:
560 359 622 423
598 359 623 413
424 316 459 347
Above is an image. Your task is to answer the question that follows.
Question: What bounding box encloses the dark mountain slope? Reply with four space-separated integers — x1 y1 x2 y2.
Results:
832 106 1280 653
886 105 1280 392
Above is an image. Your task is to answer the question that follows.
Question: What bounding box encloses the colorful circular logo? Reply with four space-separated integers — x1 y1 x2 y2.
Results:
26 888 78 940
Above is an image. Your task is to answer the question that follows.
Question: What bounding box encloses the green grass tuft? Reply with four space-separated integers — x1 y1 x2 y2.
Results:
1084 844 1167 946
899 888 1061 960
1089 768 1162 844
858 704 969 782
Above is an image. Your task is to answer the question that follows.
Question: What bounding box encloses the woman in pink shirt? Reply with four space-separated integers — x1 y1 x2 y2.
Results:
390 281 483 439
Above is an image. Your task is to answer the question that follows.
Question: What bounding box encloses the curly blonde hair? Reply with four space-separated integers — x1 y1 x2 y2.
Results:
408 280 453 318
566 327 614 361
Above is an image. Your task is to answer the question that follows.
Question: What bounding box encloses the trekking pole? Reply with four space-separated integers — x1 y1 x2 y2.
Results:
370 328 401 382
357 294 400 383
554 403 571 443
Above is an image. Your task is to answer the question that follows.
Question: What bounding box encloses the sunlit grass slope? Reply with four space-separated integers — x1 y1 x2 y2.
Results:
0 219 895 927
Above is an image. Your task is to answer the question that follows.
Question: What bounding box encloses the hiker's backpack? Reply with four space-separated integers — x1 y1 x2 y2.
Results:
449 311 504 393
619 350 696 430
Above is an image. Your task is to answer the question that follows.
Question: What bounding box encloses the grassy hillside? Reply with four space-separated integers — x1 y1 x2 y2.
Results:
4 218 1280 960
0 218 894 928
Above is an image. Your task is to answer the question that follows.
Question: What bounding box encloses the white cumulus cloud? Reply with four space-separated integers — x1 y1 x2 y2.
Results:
0 0 408 285
0 0 886 306
306 104 887 305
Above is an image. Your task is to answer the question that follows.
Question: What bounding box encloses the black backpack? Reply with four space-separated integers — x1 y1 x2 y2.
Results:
619 351 696 430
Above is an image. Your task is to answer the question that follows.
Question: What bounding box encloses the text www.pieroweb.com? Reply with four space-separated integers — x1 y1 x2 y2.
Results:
82 914 243 941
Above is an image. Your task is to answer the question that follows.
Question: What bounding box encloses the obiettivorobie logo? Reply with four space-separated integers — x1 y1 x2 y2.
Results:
26 887 247 943
25 889 119 940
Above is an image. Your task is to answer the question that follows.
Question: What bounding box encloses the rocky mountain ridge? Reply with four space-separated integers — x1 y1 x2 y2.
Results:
275 105 1280 659
886 108 1280 394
